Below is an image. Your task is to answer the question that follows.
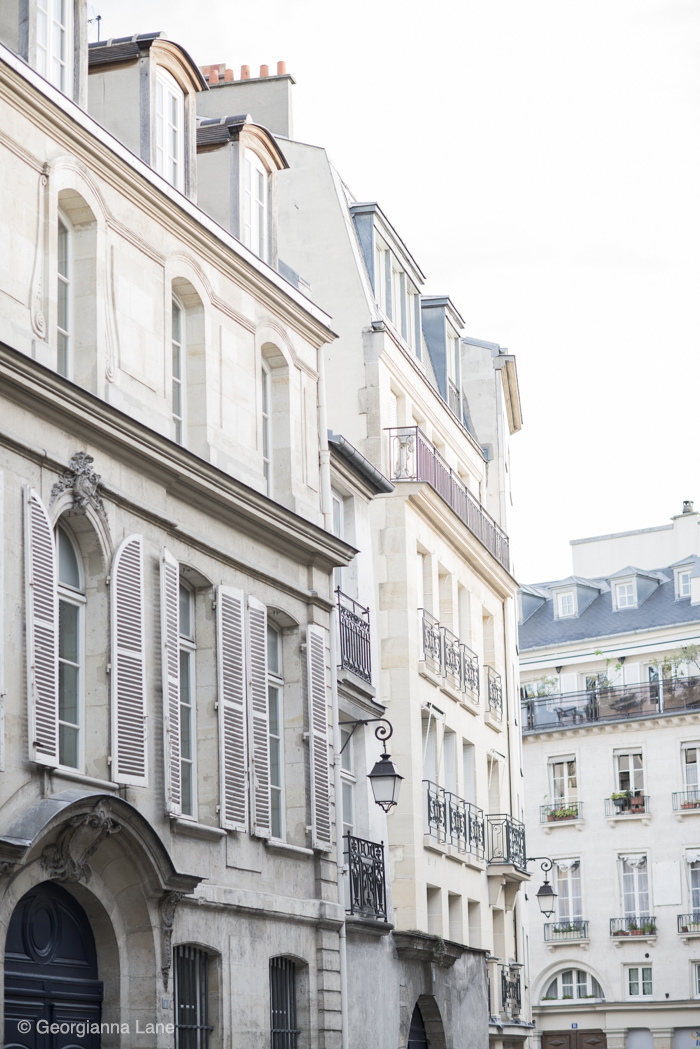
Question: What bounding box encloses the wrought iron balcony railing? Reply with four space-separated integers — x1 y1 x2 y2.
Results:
486 814 527 871
678 913 700 934
500 965 522 1021
540 801 583 823
343 834 387 920
522 676 700 733
419 609 480 700
610 916 657 938
673 789 700 812
604 793 650 817
544 920 589 942
337 590 371 684
387 426 510 571
487 666 503 720
424 780 485 859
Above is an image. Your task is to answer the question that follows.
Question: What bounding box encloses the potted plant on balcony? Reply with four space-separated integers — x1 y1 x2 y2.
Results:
629 793 645 813
681 798 700 810
642 920 657 935
549 805 578 822
610 790 632 812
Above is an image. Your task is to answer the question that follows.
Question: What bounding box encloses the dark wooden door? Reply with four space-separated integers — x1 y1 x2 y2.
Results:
407 1004 428 1048
543 1031 607 1049
4 882 102 1049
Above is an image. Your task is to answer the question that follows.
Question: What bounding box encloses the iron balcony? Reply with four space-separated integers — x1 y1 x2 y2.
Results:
486 814 527 872
677 913 700 934
386 426 510 571
487 666 503 721
336 589 372 684
423 780 485 859
419 608 480 700
610 916 657 938
540 801 583 824
522 677 700 733
544 920 589 942
672 789 700 812
343 834 387 921
604 793 650 817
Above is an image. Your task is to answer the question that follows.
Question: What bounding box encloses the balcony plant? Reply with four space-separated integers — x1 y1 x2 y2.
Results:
610 790 632 812
548 805 578 822
552 923 583 935
681 798 700 810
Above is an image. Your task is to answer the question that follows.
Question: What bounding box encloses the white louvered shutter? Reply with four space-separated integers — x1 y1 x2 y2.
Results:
24 487 59 767
247 596 271 838
216 585 248 831
307 623 332 850
110 535 147 785
160 548 181 815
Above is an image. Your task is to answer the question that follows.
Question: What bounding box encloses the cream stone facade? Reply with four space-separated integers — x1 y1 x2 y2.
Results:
519 508 700 1049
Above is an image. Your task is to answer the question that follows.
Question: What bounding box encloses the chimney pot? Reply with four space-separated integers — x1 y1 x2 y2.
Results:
260 64 269 77
224 68 234 81
209 66 219 85
241 65 250 79
277 60 286 75
683 500 695 514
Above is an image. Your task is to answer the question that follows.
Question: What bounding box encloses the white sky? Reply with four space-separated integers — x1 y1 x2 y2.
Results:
95 0 700 583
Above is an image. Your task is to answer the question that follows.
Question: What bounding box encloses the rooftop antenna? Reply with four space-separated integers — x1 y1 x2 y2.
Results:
88 14 101 41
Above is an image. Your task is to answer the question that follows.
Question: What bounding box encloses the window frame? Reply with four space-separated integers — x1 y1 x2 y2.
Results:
172 296 185 445
549 756 578 805
36 0 73 94
541 968 602 1003
178 580 197 820
243 149 269 261
155 66 185 191
340 723 356 839
57 211 72 378
267 623 285 841
626 965 653 999
261 359 272 496
555 860 583 922
683 743 699 791
615 580 637 609
174 944 212 1049
557 591 575 618
620 854 650 918
56 523 85 772
616 750 644 794
677 568 692 599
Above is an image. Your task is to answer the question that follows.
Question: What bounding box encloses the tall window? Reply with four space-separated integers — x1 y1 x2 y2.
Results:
617 751 644 794
444 730 456 795
57 525 83 769
332 490 344 591
690 859 700 912
556 861 582 921
270 957 299 1049
543 969 602 1001
695 962 700 997
550 758 577 804
391 266 404 330
462 741 475 805
36 0 71 92
155 69 184 190
57 217 71 377
340 726 355 838
684 746 698 790
558 592 574 617
172 299 185 444
627 966 652 998
174 945 212 1049
621 856 649 917
261 362 272 495
268 623 284 839
679 570 692 597
616 582 636 608
179 581 196 817
374 240 388 311
243 150 269 261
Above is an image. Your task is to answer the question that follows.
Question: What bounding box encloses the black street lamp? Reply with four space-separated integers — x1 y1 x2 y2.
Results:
339 717 403 812
527 856 558 918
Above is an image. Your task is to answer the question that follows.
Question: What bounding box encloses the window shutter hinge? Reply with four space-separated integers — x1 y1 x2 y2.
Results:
216 805 220 813
303 731 310 742
214 702 219 710
106 664 111 673
305 825 313 833
107 756 112 765
105 575 111 586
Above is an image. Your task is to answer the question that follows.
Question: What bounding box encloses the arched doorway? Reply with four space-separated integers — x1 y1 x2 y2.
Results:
4 882 102 1049
408 1003 428 1048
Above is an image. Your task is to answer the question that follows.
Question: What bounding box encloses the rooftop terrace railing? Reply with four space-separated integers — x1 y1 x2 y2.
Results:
522 677 700 732
386 426 510 571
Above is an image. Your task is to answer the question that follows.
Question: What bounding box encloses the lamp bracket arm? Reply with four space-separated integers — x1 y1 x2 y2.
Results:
337 717 393 754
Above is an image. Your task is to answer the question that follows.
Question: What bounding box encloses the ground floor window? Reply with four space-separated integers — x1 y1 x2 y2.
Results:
627 966 652 997
270 956 299 1049
174 945 212 1049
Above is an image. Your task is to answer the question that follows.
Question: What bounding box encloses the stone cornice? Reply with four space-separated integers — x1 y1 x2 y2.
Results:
0 340 356 575
0 45 335 349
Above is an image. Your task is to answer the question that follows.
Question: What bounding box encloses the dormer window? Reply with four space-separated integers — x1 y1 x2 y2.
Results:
243 150 269 261
155 68 185 190
558 592 575 617
678 570 692 599
616 581 636 609
36 0 72 93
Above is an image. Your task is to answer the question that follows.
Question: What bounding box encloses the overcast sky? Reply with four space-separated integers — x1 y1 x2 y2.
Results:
95 1 700 582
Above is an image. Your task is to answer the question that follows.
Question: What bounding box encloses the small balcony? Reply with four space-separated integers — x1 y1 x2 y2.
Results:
424 780 485 859
337 590 371 685
419 608 480 701
344 834 387 921
604 793 650 817
673 789 700 813
544 920 589 943
487 667 503 721
540 801 583 824
386 426 510 571
610 916 657 942
500 964 522 1022
677 913 700 940
486 814 527 872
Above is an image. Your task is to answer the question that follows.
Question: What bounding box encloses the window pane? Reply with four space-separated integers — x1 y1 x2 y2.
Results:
59 723 78 768
269 687 280 742
174 946 210 1048
270 957 297 1045
181 760 192 816
340 728 352 773
58 219 69 277
629 968 639 995
576 971 587 998
58 527 80 589
267 625 280 675
59 600 79 662
642 967 652 995
58 662 78 723
179 583 191 638
561 970 573 996
342 780 354 837
172 301 182 347
545 977 557 998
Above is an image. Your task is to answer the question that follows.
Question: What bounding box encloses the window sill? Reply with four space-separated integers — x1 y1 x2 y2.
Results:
546 938 590 952
484 709 504 732
537 998 604 1007
418 661 442 689
47 767 120 792
169 817 227 841
264 839 314 858
674 807 700 822
605 812 651 827
611 933 657 947
542 818 585 835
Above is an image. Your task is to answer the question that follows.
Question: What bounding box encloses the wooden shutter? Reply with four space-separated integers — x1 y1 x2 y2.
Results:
160 547 181 815
24 487 59 767
247 596 271 838
307 623 332 850
110 535 147 785
216 586 248 832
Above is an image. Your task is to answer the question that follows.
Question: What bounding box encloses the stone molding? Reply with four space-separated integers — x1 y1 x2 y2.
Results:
40 798 121 882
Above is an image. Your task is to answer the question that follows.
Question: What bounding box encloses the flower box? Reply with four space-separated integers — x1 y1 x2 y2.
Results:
681 801 700 810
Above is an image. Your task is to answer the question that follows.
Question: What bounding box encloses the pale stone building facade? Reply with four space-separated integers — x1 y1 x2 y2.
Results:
519 507 700 1049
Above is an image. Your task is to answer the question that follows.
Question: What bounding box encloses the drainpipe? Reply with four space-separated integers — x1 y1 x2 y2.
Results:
317 344 349 1049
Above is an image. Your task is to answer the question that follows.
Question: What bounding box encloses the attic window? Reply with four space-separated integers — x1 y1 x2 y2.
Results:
678 570 692 599
558 592 575 618
616 582 636 609
155 68 184 190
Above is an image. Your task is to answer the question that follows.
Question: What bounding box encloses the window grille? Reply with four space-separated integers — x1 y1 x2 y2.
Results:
270 957 299 1049
174 945 212 1049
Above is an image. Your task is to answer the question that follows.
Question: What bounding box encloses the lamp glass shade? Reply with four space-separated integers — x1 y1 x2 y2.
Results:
367 753 403 812
535 880 557 918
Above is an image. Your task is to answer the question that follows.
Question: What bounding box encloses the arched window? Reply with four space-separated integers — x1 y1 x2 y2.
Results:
56 523 84 769
244 150 269 261
261 359 272 495
179 579 197 817
36 0 72 93
542 969 603 1002
155 68 185 190
172 298 185 444
57 213 71 377
267 623 284 839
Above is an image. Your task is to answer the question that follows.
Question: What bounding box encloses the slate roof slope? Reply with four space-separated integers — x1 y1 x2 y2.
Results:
519 558 700 651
